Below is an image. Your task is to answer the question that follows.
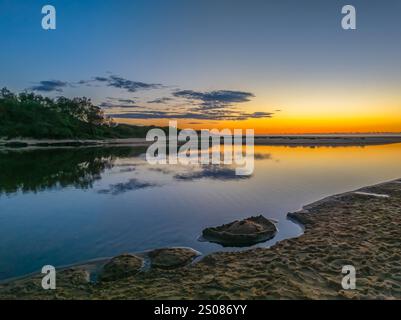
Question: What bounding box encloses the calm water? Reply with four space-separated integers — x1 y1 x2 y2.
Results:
1 143 401 280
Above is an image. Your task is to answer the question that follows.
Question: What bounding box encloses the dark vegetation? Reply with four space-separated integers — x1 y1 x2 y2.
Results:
0 146 146 195
0 88 161 139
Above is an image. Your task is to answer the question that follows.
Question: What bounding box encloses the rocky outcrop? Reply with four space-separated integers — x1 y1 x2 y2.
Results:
148 248 199 269
99 254 143 282
202 215 277 246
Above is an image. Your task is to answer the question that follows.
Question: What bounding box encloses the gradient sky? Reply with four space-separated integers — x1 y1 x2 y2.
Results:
1 0 401 133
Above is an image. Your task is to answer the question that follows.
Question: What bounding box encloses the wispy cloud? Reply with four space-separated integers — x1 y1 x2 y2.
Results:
99 96 144 109
30 80 68 92
109 110 273 121
80 75 164 92
99 102 145 109
173 90 254 110
28 77 276 122
107 97 137 104
108 89 274 121
147 97 173 104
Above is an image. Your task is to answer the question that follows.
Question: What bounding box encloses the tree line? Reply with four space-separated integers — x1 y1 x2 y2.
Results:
0 88 155 139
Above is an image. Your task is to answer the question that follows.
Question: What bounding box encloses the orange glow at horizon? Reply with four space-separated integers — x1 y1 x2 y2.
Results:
116 114 401 134
112 86 401 134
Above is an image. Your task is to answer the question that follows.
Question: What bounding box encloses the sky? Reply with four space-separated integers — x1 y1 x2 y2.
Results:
0 0 401 133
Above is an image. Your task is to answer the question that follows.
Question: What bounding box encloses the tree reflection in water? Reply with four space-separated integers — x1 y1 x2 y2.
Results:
0 146 146 195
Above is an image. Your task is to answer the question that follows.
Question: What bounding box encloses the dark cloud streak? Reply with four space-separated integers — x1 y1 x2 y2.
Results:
80 75 163 92
147 97 173 104
173 89 254 110
109 110 273 121
30 80 68 92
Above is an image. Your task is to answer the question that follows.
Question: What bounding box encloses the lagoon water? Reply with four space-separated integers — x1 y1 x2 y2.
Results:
1 143 401 280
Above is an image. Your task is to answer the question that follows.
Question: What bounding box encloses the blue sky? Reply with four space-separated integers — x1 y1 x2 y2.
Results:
1 0 401 132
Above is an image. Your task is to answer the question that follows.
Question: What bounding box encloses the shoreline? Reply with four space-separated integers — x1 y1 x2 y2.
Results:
0 137 152 150
1 135 401 150
1 178 401 299
254 135 401 146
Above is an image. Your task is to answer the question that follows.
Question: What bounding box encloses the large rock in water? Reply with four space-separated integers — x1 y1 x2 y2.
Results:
99 254 143 282
202 215 277 247
149 248 199 269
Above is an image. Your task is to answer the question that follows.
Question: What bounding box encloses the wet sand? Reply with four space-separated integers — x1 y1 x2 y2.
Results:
1 179 401 299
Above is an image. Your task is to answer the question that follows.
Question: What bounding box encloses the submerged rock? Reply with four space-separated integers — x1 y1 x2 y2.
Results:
202 215 277 247
149 248 199 269
99 254 143 282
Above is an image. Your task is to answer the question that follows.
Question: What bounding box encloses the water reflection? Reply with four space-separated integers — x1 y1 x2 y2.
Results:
0 147 145 196
174 165 252 181
0 146 254 196
1 143 401 280
98 178 159 195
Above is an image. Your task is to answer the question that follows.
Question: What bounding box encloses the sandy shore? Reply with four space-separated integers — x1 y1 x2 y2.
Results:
1 179 401 299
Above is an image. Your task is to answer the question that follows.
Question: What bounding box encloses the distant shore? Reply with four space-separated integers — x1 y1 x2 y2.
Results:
2 134 401 150
254 134 401 146
1 178 400 299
